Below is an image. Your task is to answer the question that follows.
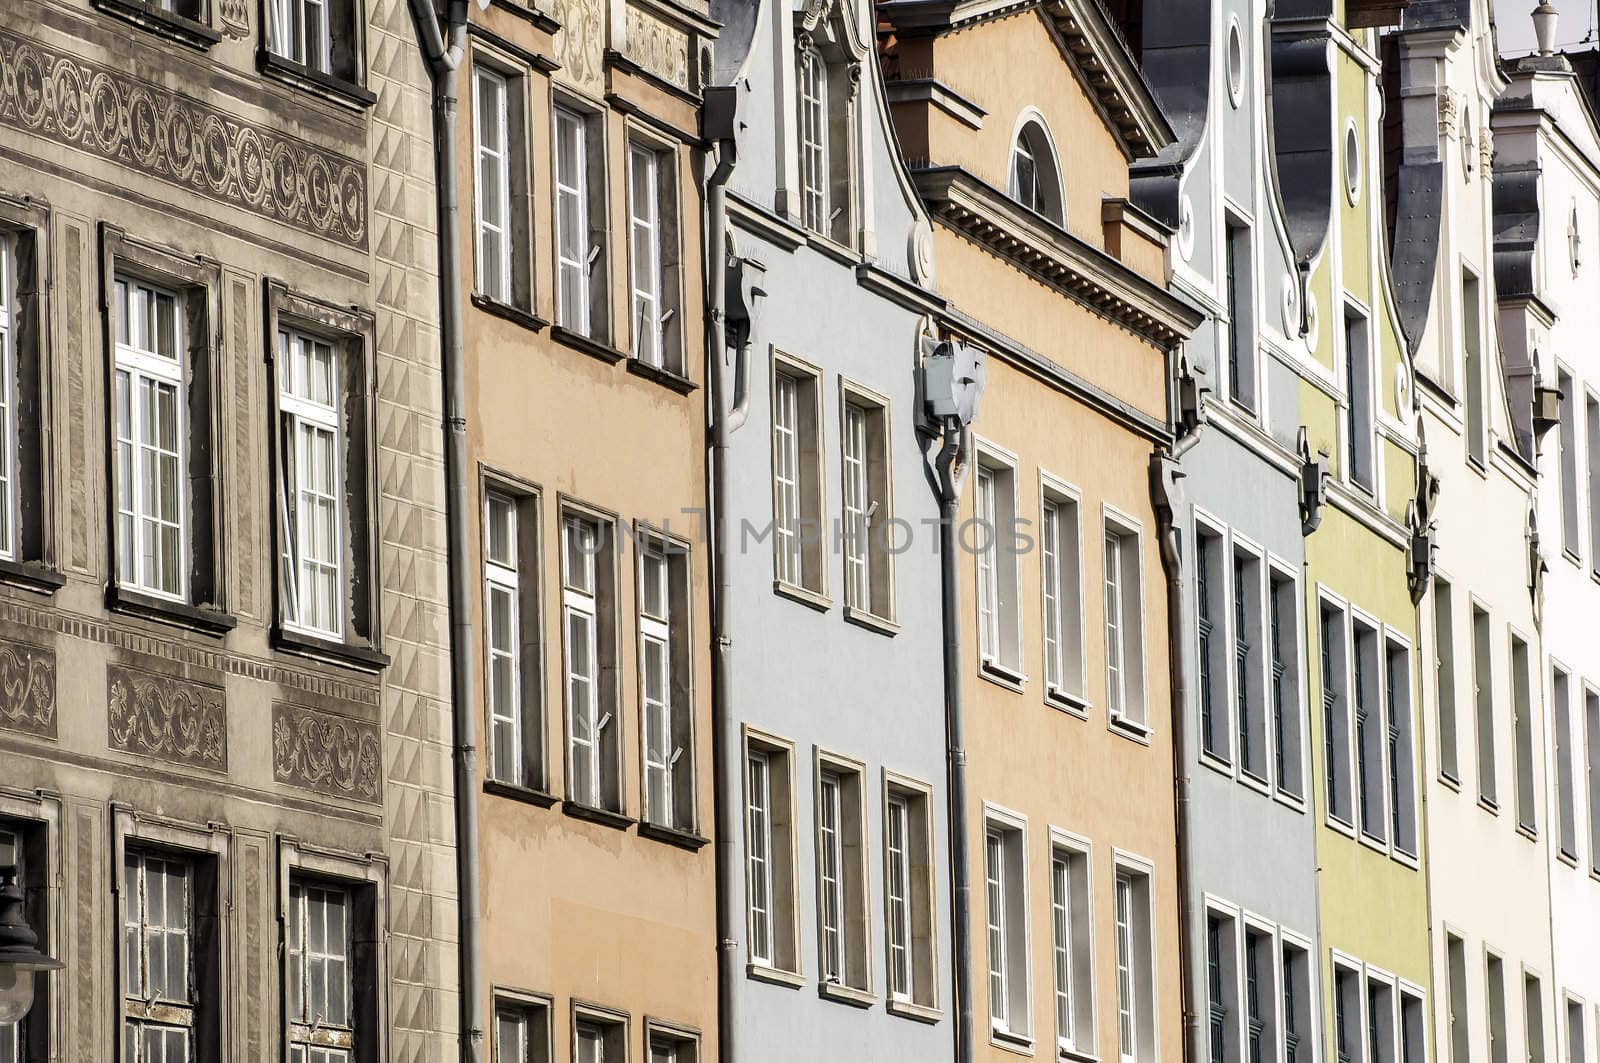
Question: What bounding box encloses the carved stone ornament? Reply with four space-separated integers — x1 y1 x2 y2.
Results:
107 664 227 771
1437 88 1459 136
623 6 691 91
0 28 368 249
550 0 606 93
271 702 381 803
218 0 249 37
0 638 55 739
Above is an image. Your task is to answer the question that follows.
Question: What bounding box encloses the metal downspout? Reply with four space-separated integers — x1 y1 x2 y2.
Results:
704 120 742 1063
936 420 975 1063
405 1 476 1059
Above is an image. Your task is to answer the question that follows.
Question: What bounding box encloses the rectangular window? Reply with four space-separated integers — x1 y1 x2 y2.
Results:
646 1027 697 1063
1235 551 1266 782
1560 368 1581 557
798 47 830 235
484 489 544 791
113 276 186 601
276 327 344 639
1245 929 1276 1063
1448 934 1470 1063
573 1013 626 1063
1271 570 1304 798
1587 688 1600 874
1041 486 1085 702
1322 603 1354 826
985 819 1029 1039
745 736 798 973
1555 667 1578 860
562 513 620 812
268 0 332 73
1050 840 1093 1054
1334 965 1359 1063
1489 953 1509 1063
554 105 605 339
1529 975 1548 1063
639 535 693 830
813 758 868 993
1567 999 1585 1063
628 140 682 373
1105 520 1147 728
1474 605 1497 807
495 999 551 1063
287 880 353 1062
884 782 937 1011
1369 979 1396 1063
474 67 512 304
1225 218 1255 411
1344 307 1374 493
1197 527 1229 762
1401 991 1426 1063
1114 864 1155 1063
1388 638 1418 856
841 391 893 621
976 460 1022 675
122 850 193 1062
1587 394 1600 574
1464 271 1485 465
1512 635 1537 832
0 236 13 562
771 361 824 594
1434 578 1459 783
1282 941 1312 1063
1206 912 1237 1063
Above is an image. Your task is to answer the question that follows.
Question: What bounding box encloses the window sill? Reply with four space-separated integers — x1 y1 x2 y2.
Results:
273 626 390 672
1044 689 1089 717
1478 795 1500 817
773 580 831 613
1559 849 1580 869
887 998 944 1024
1058 1046 1099 1063
1239 768 1271 795
0 559 65 596
1325 813 1357 839
483 780 559 808
807 232 861 267
1107 714 1151 744
108 585 237 637
93 0 221 48
257 51 377 110
990 1028 1036 1055
550 325 625 365
638 820 710 851
843 605 898 637
1358 830 1389 855
1516 822 1539 843
471 293 549 333
978 659 1026 693
1391 846 1420 870
818 981 876 1008
747 963 806 989
561 800 634 831
1438 770 1461 792
1273 787 1307 814
626 357 697 395
1198 750 1235 778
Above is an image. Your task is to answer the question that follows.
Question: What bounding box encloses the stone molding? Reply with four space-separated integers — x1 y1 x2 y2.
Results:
0 636 56 739
271 701 382 803
107 663 228 771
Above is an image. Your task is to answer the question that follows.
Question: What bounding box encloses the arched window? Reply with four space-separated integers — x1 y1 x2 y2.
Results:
1009 118 1064 224
799 45 830 234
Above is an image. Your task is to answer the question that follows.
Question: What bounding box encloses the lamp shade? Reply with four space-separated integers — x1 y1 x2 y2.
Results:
0 865 61 1023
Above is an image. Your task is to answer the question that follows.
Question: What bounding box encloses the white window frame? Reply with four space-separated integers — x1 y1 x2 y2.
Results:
1268 560 1307 804
562 514 609 809
474 65 513 304
554 104 594 336
122 849 194 1063
1049 828 1095 1055
639 537 678 828
1112 852 1157 1063
484 490 524 787
114 275 188 602
885 792 914 1004
842 400 871 612
798 45 829 234
773 371 803 586
1040 473 1086 707
745 746 776 967
984 805 1031 1044
1195 515 1232 766
817 768 847 984
287 878 354 1062
627 140 672 369
277 327 345 640
1104 509 1148 731
975 444 1023 679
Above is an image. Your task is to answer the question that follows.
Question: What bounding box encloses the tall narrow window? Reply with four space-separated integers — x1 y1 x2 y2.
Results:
1354 622 1384 843
1197 530 1227 761
1401 992 1425 1063
1528 975 1547 1063
747 751 774 966
1488 953 1509 1063
114 277 186 601
885 794 913 1002
814 760 869 994
287 879 354 1062
985 820 1029 1039
1473 606 1497 807
484 490 535 789
817 770 846 984
1050 841 1093 1053
745 738 797 974
639 537 693 830
1206 914 1235 1063
554 106 602 338
985 828 1008 1031
1447 934 1470 1063
1567 1000 1585 1063
1345 307 1374 492
0 235 14 561
770 362 823 594
1322 604 1354 825
976 460 1022 675
474 67 512 304
628 141 681 372
1587 689 1600 874
1225 219 1255 410
1464 271 1485 464
1053 854 1075 1051
277 328 343 639
563 514 619 812
1008 121 1063 224
1434 578 1459 783
798 47 829 235
1041 489 1085 701
1369 980 1396 1063
883 783 936 1011
1334 966 1357 1063
841 392 892 620
1560 369 1582 557
1282 943 1311 1063
1512 635 1537 832
1587 394 1600 574
1245 930 1273 1063
1235 552 1266 781
1114 867 1154 1063
1271 571 1304 798
1105 522 1147 728
1555 667 1578 860
1388 639 1418 856
123 851 192 1062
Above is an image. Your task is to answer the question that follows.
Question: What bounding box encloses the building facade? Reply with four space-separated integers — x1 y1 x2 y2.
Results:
454 0 721 1057
1494 24 1600 1063
1268 2 1433 1062
0 0 457 1059
706 0 954 1057
877 4 1201 1060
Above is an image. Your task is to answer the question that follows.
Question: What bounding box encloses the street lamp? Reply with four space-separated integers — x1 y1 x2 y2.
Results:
0 865 60 1024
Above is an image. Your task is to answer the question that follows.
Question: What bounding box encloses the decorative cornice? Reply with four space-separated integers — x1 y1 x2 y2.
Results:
912 166 1203 349
0 27 368 250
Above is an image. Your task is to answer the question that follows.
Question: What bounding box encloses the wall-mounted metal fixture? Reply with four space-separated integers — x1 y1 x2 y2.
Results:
1298 427 1328 536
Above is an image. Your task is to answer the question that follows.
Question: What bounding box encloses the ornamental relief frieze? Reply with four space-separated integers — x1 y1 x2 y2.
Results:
0 28 368 249
550 0 606 93
623 7 691 91
271 702 381 804
107 664 227 771
0 637 56 739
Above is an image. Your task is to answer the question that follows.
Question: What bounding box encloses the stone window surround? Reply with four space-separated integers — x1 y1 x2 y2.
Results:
631 519 701 843
470 41 539 320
